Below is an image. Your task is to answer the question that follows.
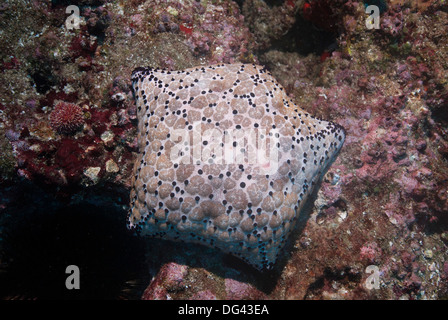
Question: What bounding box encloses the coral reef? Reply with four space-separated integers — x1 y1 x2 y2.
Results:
0 0 447 300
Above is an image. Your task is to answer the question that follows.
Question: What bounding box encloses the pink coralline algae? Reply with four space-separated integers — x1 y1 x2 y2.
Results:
380 4 406 37
141 262 189 300
360 242 382 263
225 278 267 300
49 101 85 135
146 0 254 64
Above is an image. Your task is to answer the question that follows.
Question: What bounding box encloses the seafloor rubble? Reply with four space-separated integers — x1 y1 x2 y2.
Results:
0 0 447 299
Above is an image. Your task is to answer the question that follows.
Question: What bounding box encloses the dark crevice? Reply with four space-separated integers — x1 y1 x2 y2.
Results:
268 14 338 56
0 181 149 300
29 64 58 94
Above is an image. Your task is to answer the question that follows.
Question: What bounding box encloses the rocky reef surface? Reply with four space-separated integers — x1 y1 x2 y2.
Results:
0 0 447 299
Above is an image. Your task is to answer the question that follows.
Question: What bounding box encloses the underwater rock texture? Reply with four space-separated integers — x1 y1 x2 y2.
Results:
0 0 447 300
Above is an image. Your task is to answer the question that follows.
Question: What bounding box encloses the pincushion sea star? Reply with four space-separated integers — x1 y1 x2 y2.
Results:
127 63 345 270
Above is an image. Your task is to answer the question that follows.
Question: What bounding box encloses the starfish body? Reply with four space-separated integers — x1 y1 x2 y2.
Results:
128 63 345 270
